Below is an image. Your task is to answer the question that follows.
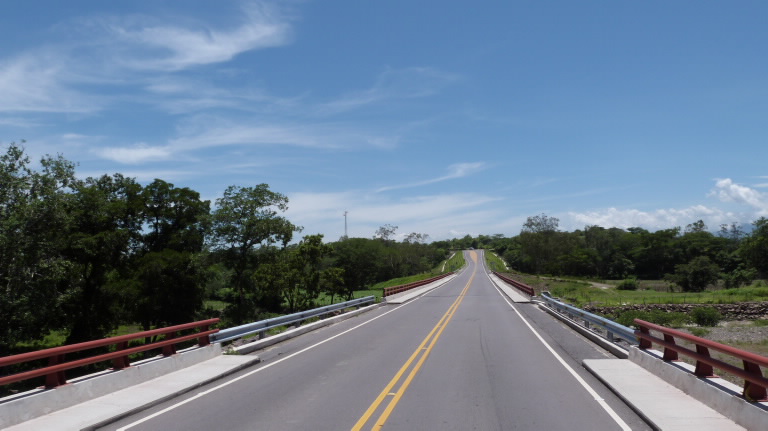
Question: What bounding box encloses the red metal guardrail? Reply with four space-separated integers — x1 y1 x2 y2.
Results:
492 272 535 296
634 318 768 402
0 318 219 389
383 273 453 297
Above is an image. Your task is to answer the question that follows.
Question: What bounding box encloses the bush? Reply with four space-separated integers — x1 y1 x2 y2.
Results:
691 307 722 327
615 309 690 328
616 278 639 291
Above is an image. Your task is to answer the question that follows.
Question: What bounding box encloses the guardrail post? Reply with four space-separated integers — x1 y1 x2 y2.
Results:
743 361 767 401
45 354 67 388
112 341 130 370
198 324 211 347
162 332 177 356
694 344 714 377
637 326 652 349
663 334 678 361
607 330 614 342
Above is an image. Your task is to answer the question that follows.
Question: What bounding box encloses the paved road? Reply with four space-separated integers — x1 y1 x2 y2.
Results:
102 250 651 430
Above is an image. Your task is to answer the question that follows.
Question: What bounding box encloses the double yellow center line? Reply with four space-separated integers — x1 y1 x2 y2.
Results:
351 268 476 431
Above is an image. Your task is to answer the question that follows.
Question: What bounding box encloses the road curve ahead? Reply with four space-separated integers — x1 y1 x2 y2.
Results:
104 250 650 431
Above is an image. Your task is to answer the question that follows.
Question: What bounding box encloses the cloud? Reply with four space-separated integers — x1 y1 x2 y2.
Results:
96 144 173 164
0 53 101 113
376 162 486 192
709 178 768 215
285 190 503 240
566 205 737 231
320 67 458 114
107 1 292 71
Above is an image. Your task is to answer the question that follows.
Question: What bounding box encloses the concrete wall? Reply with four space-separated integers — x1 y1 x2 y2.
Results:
0 344 221 429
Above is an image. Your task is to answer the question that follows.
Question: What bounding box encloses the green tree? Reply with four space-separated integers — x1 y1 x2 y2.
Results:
62 174 143 343
740 217 768 277
666 256 720 292
131 179 210 330
211 184 299 322
0 143 76 349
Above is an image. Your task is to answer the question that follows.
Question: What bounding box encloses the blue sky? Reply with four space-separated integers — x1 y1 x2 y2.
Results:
2 1 767 241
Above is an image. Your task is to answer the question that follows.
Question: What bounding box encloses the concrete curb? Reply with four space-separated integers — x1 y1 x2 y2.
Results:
383 274 458 304
584 359 746 430
3 350 262 431
0 344 222 429
538 303 629 359
629 347 768 431
233 303 383 355
83 355 262 431
487 272 531 303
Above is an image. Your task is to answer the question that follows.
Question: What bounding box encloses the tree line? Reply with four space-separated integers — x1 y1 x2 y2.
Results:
1 143 446 351
434 214 768 292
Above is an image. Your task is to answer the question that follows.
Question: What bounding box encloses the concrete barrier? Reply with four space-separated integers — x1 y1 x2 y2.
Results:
629 347 768 430
0 344 221 429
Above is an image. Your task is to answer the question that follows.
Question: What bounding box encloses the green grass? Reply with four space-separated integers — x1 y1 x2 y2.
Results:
442 251 465 273
203 300 229 311
532 276 768 307
485 252 507 272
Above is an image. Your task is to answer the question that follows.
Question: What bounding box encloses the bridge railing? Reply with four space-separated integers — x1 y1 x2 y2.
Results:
635 318 768 401
211 296 376 344
492 271 535 296
540 292 637 344
382 273 453 297
0 319 219 389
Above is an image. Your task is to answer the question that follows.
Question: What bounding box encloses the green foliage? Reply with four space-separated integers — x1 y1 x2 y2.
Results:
616 278 639 291
740 217 768 277
211 184 299 323
690 307 722 327
443 250 465 272
485 252 507 272
666 256 720 292
615 309 690 328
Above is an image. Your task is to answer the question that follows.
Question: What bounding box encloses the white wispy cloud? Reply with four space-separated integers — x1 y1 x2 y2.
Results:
376 162 486 192
95 144 173 164
285 190 503 239
107 1 292 71
320 67 458 114
0 53 101 113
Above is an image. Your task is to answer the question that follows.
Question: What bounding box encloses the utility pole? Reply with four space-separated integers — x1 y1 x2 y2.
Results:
343 210 348 239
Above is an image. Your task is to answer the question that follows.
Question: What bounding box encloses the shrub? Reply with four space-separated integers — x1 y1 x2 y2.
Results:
615 309 690 328
691 307 722 327
616 278 639 291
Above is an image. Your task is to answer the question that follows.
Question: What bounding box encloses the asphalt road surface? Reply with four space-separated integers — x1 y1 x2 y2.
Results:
102 250 651 431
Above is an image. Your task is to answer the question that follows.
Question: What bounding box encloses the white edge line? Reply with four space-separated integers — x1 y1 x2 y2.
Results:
117 275 460 430
484 269 632 431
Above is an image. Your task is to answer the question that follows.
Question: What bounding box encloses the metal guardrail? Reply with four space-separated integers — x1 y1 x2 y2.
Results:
211 296 376 344
492 271 534 296
540 292 637 344
635 318 768 401
0 319 219 388
382 273 454 297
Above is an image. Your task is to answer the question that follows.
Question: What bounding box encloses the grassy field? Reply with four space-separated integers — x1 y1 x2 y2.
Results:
518 275 768 307
442 250 466 272
484 251 507 272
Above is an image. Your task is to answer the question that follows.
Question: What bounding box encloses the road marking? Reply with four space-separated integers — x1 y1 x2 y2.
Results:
352 267 476 431
114 285 450 431
485 270 632 431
